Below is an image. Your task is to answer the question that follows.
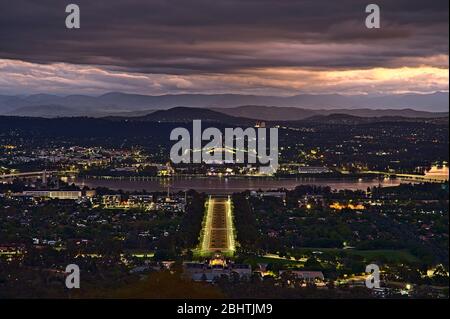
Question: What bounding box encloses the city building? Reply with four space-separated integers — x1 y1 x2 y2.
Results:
250 191 286 200
127 195 155 210
102 194 122 207
155 195 186 213
279 270 325 284
184 255 252 282
298 166 333 174
20 190 82 200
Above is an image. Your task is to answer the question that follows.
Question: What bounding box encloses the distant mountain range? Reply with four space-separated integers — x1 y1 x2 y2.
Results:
293 113 449 126
115 107 448 126
108 107 254 125
212 105 449 121
2 107 447 130
0 91 448 118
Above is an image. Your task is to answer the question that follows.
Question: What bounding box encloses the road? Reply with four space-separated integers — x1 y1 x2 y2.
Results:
200 196 235 256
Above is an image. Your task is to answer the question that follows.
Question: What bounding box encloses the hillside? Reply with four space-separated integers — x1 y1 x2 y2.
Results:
1 91 448 117
212 105 448 121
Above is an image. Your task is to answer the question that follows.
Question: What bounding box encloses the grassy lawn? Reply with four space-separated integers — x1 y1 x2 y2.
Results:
297 248 419 263
348 249 418 263
242 256 303 268
241 249 419 267
192 248 234 259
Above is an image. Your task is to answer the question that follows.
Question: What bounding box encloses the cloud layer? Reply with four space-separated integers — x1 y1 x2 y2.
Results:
0 0 448 95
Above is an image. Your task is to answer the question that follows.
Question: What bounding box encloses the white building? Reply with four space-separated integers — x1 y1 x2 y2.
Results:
298 166 332 174
21 190 82 200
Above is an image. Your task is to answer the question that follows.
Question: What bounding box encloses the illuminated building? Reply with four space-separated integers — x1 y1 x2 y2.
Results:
183 257 252 282
298 166 332 174
330 202 365 210
21 190 82 200
102 194 122 207
279 270 325 284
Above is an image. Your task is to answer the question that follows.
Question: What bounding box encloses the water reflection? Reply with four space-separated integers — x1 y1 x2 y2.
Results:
68 176 409 194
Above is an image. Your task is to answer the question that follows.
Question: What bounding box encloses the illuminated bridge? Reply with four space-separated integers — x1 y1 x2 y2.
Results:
0 170 58 180
199 196 236 257
364 170 449 183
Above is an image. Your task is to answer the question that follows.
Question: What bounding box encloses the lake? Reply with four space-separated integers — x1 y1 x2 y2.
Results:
67 176 409 194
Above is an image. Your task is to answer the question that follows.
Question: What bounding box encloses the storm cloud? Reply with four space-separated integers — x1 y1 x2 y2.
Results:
0 0 448 95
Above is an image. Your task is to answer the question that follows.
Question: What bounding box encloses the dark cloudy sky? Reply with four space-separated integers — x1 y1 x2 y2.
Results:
0 0 448 95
